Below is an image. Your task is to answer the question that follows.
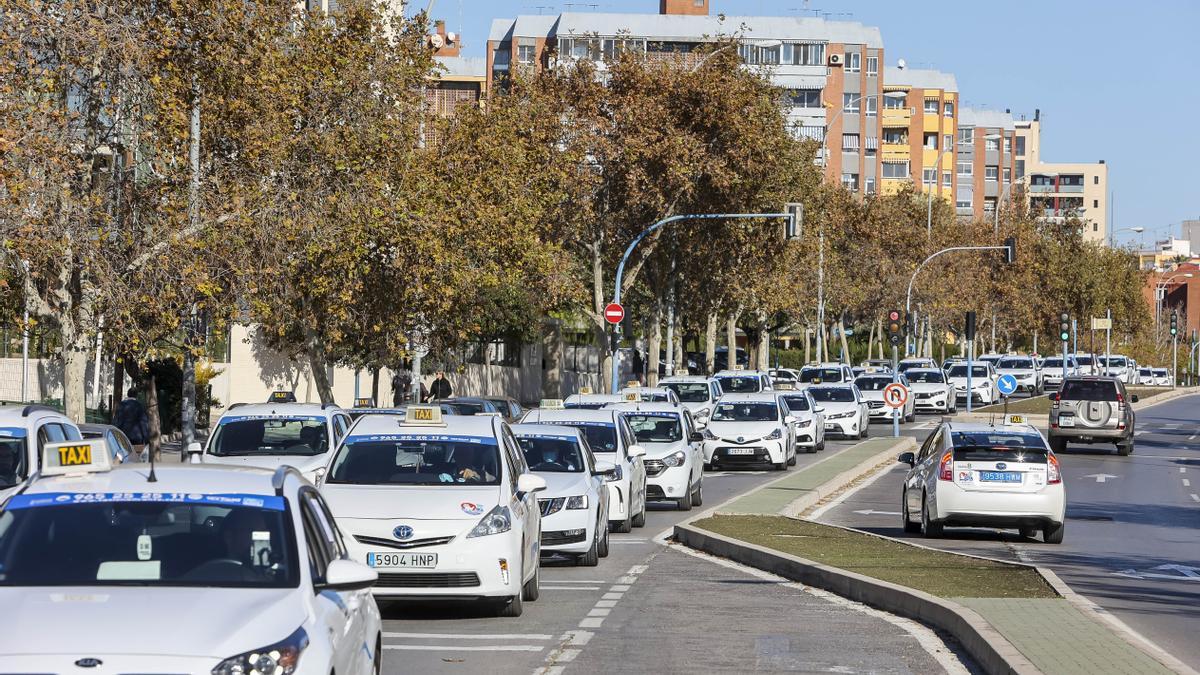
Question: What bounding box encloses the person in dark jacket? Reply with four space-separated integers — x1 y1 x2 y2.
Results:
113 387 150 457
425 371 453 402
391 364 413 406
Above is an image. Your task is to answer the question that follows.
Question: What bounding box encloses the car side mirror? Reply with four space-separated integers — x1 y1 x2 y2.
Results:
516 473 547 497
784 415 796 424
317 559 377 592
689 431 704 443
1130 394 1139 403
814 406 825 413
627 444 647 459
186 441 203 464
897 451 915 466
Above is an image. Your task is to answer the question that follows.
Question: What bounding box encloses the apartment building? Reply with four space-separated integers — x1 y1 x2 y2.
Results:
487 2 885 194
956 108 1017 220
880 66 957 202
1014 111 1109 242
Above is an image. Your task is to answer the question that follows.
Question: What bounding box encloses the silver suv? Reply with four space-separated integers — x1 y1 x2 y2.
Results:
1047 377 1138 456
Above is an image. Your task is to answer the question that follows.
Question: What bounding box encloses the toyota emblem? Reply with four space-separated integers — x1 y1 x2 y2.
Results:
736 436 745 443
393 525 414 540
74 658 103 668
995 462 1007 471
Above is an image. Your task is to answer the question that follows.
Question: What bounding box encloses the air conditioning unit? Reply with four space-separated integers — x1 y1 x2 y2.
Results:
828 53 843 66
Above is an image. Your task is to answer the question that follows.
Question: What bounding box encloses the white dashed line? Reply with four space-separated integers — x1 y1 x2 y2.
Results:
601 592 623 600
576 617 603 629
1183 479 1191 487
594 599 618 608
540 579 606 584
586 608 610 617
386 645 544 652
384 632 553 640
1191 494 1199 502
1183 467 1189 474
609 584 631 591
540 586 601 591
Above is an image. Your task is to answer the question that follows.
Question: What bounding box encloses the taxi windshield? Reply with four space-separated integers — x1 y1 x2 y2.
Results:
907 371 945 384
636 391 672 402
516 436 585 473
948 365 989 378
855 377 892 391
0 433 27 489
716 376 761 393
711 403 777 422
800 368 843 383
443 401 491 415
808 388 855 403
998 358 1034 369
208 417 329 457
663 383 709 403
554 422 618 453
623 414 683 443
0 496 298 588
780 395 810 412
327 436 501 485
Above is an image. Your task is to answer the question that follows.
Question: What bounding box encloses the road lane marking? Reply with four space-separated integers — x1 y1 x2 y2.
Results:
852 509 902 516
577 617 603 628
384 632 553 640
594 599 618 608
610 584 631 591
586 607 610 617
627 564 649 574
602 592 623 600
554 649 580 662
1190 433 1198 441
540 586 600 591
1183 479 1191 487
1182 467 1188 474
1083 473 1119 483
1191 493 1199 502
537 579 606 584
616 575 637 584
610 539 649 545
385 645 544 651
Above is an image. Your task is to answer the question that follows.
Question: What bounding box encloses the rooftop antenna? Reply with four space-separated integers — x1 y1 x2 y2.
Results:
147 445 158 483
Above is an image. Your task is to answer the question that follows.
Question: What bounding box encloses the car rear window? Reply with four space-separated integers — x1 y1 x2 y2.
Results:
1060 380 1118 401
951 431 1048 462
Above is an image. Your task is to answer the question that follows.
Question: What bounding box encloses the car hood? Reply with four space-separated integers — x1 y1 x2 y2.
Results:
909 382 948 393
638 440 690 459
321 484 500 520
536 472 593 499
815 401 858 415
859 390 886 401
0 586 302 658
706 421 778 441
998 368 1036 377
202 453 329 474
948 376 990 388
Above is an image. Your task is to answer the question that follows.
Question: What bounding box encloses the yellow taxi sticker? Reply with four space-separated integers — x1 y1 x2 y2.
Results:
413 408 435 421
354 398 374 408
624 392 641 401
579 387 593 395
57 444 92 467
1008 414 1025 425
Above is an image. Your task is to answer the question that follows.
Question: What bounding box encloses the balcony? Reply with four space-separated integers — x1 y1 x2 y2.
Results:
882 107 911 126
881 144 909 162
1057 184 1084 193
1028 184 1056 193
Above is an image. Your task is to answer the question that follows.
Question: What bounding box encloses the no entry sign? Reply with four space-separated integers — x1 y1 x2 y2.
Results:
604 302 625 325
883 383 909 409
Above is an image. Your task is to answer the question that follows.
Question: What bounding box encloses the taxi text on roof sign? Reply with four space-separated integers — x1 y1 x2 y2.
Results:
41 439 111 476
269 390 297 403
623 392 642 402
403 405 444 425
539 399 564 409
1007 414 1026 426
578 387 593 395
354 397 375 408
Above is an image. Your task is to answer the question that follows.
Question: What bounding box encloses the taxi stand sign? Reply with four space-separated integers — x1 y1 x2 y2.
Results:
42 439 112 477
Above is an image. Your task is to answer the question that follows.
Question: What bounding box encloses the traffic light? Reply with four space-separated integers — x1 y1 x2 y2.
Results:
1004 237 1016 264
785 202 804 240
965 311 977 341
886 310 903 346
1059 312 1070 342
1170 312 1178 337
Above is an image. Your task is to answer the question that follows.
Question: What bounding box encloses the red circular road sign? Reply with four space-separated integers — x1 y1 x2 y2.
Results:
604 302 625 325
883 383 909 409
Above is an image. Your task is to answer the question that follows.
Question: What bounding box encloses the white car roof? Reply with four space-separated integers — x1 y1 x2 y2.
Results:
659 376 712 384
220 403 339 419
526 408 621 424
619 386 675 396
804 363 847 369
605 402 683 414
906 368 943 375
348 411 501 438
23 463 288 497
713 370 768 377
807 383 855 391
564 393 625 404
0 404 71 424
941 420 1042 437
510 423 585 440
716 392 780 403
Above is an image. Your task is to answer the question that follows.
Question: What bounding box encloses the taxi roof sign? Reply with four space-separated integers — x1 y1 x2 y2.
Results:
1005 414 1027 426
626 380 640 388
578 387 593 395
353 397 375 408
623 392 643 402
540 398 564 409
402 405 444 425
269 391 297 403
42 440 111 477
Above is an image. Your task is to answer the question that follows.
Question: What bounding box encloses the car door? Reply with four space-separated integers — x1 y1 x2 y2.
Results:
502 428 538 578
618 416 645 512
680 411 702 487
907 427 942 512
299 489 357 673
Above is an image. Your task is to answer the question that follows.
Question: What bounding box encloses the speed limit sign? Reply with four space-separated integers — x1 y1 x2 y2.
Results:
882 383 909 409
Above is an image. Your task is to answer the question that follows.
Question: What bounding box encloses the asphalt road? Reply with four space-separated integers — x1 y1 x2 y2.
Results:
377 430 967 674
817 393 1200 666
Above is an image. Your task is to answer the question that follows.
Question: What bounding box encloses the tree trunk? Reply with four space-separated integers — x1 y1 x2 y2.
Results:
838 316 851 365
110 356 124 423
866 320 876 364
181 349 196 446
803 326 811 365
60 324 90 423
726 314 737 369
673 327 684 375
647 300 662 387
304 327 336 405
757 313 770 371
704 314 717 375
146 372 162 461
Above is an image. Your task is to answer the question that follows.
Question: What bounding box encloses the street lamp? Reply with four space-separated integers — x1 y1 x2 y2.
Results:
1109 226 1144 248
1154 272 1193 329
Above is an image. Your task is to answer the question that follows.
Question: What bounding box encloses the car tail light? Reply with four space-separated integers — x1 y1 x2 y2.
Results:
1051 392 1060 409
1115 393 1124 404
1047 454 1062 484
938 452 953 482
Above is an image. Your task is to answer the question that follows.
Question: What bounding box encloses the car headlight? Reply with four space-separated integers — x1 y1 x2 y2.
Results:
829 411 854 419
662 450 687 467
566 495 588 510
540 497 565 516
213 626 308 675
605 464 624 483
466 505 512 538
702 428 717 440
797 419 812 428
974 382 988 389
695 407 710 419
765 428 783 440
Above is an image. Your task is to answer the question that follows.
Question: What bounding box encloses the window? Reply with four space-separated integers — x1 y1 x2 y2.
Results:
1003 136 1011 153
1093 199 1099 208
883 128 907 144
944 134 953 150
943 102 954 117
985 166 998 181
866 55 878 76
1093 175 1099 185
924 99 939 113
784 88 822 108
957 161 972 176
865 177 876 194
1003 167 1011 182
924 132 938 149
943 171 952 187
1016 159 1025 179
958 128 974 145
517 45 536 64
842 93 859 113
739 43 780 65
1015 136 1026 156
864 96 877 116
1094 223 1099 232
956 199 972 210
922 168 936 185
883 161 909 179
846 51 861 72
842 133 860 152
983 197 997 212
884 93 905 109
841 173 859 191
985 137 1000 152
784 42 825 66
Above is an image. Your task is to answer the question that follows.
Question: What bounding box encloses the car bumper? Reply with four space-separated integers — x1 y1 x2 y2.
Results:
646 463 692 500
342 527 524 599
704 440 786 465
823 417 862 437
541 507 595 554
955 390 994 404
867 406 901 420
914 395 951 412
1048 423 1128 441
794 426 819 448
932 483 1065 526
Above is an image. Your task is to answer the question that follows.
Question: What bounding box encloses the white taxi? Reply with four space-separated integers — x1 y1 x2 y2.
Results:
659 375 723 425
899 418 1066 543
200 403 352 483
797 363 855 388
617 386 681 405
856 374 915 423
0 404 83 502
712 370 774 394
320 407 545 617
947 362 1000 406
520 407 648 533
0 439 382 672
906 368 957 414
511 424 611 566
808 384 869 439
702 393 795 471
777 390 826 453
606 402 705 510
563 393 626 409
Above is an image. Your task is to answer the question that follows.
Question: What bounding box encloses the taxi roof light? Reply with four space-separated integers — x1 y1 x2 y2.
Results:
578 387 593 395
401 405 445 425
540 399 565 409
41 440 111 477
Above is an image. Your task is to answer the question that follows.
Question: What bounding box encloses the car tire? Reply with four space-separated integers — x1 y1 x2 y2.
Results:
774 458 787 471
522 562 539 602
1117 441 1132 456
816 440 826 452
920 495 943 538
691 479 704 507
498 593 523 617
374 635 382 675
677 488 692 511
597 519 610 557
632 496 647 528
1019 526 1038 539
577 534 600 567
611 511 632 533
860 424 869 439
703 462 713 471
902 493 921 534
1050 437 1067 454
788 451 798 464
1043 520 1065 544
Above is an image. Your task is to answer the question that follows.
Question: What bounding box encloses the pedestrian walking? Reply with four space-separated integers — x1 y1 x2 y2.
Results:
113 387 150 459
391 363 413 406
425 371 453 402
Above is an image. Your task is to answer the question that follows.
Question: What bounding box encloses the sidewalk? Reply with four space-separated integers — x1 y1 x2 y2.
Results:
679 437 1191 675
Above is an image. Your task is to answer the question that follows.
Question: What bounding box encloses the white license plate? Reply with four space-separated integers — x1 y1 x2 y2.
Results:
1059 417 1075 427
726 448 756 455
824 424 837 431
367 552 438 569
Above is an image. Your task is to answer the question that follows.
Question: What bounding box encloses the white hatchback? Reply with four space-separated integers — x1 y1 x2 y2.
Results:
702 393 795 470
201 403 352 483
808 384 870 439
0 404 83 503
320 407 546 617
777 390 826 453
659 376 724 425
947 362 1000 407
0 439 381 672
606 402 705 510
899 419 1066 543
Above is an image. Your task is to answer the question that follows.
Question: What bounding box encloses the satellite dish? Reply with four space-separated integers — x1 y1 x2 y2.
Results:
429 33 444 49
897 58 906 69
446 31 457 44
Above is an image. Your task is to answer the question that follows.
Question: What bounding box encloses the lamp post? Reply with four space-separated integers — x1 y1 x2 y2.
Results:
1154 271 1193 336
1108 226 1145 249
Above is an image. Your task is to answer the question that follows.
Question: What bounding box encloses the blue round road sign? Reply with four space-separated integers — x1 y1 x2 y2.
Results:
996 374 1018 397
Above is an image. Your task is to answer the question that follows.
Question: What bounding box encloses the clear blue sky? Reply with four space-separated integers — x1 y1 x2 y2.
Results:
419 0 1200 246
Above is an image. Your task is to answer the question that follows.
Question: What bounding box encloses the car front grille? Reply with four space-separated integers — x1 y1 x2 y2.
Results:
643 459 666 476
867 401 885 408
542 530 587 546
354 534 454 550
375 572 481 588
915 392 935 399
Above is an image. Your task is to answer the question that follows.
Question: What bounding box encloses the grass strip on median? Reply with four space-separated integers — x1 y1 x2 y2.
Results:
693 514 1057 599
975 386 1170 415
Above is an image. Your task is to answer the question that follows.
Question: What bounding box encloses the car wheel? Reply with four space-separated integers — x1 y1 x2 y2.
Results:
498 593 523 617
522 561 540 601
902 493 921 534
920 495 943 538
577 532 600 567
1043 520 1065 544
1050 436 1067 454
816 439 826 452
703 462 713 471
597 518 610 557
788 451 798 464
1117 441 1132 456
374 635 382 675
632 496 647 528
1019 526 1038 539
860 423 869 439
611 509 632 533
691 479 704 507
677 488 692 511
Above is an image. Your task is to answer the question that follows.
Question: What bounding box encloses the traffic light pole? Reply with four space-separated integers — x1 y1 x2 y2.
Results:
1173 333 1178 389
892 343 900 438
